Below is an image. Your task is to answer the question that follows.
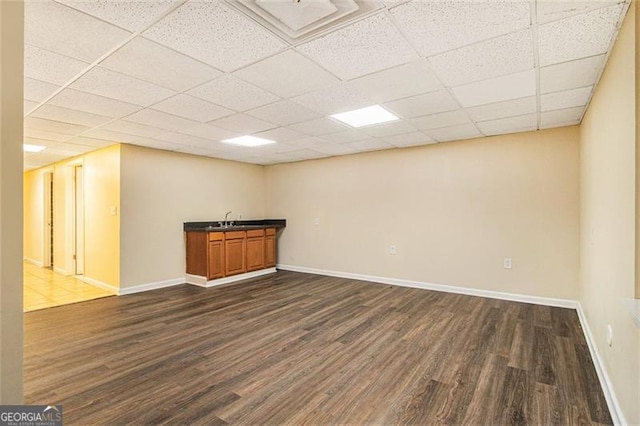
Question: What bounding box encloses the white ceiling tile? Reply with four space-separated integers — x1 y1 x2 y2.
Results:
285 149 332 161
24 128 73 142
253 127 308 143
466 96 537 122
252 142 306 154
99 120 165 138
410 110 471 130
124 109 200 133
540 107 585 127
57 0 180 32
424 124 482 142
296 13 418 80
452 69 536 107
25 0 131 62
385 90 459 118
246 100 321 126
350 60 443 104
101 37 222 92
24 44 89 85
538 4 624 66
477 113 538 136
291 83 373 115
24 78 61 102
541 86 593 112
49 88 142 117
23 151 69 165
234 50 340 98
151 94 233 123
152 131 223 149
343 138 396 153
390 0 530 56
24 100 38 116
324 129 371 143
178 123 240 141
130 137 188 152
144 1 286 72
540 55 605 94
24 117 88 135
383 131 435 148
309 142 359 156
83 128 143 143
66 136 115 148
429 29 534 87
537 0 620 24
70 67 176 106
289 117 349 136
48 142 95 156
209 113 278 134
187 75 279 112
360 120 417 138
286 136 330 149
30 104 111 127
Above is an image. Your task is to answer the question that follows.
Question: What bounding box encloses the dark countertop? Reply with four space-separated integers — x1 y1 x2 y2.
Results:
184 219 286 232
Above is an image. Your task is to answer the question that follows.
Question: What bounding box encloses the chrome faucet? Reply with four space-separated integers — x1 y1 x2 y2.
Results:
224 211 232 227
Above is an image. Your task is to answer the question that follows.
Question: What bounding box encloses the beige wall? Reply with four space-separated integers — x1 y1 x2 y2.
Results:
580 3 640 424
266 127 580 300
23 145 121 288
0 0 23 403
119 144 265 289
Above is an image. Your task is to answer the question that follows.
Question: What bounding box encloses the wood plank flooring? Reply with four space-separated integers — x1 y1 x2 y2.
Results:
24 271 612 425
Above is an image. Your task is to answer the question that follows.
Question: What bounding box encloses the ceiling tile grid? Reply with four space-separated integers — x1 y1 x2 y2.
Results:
21 0 630 169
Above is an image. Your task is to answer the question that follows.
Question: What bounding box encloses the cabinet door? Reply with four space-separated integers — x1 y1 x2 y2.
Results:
208 240 224 279
225 238 246 276
265 234 276 267
246 236 265 272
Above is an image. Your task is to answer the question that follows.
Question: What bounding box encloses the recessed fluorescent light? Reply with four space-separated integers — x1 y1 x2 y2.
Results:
330 105 399 128
221 135 276 147
23 144 46 153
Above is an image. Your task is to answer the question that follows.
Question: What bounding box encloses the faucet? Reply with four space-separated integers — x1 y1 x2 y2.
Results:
224 211 232 227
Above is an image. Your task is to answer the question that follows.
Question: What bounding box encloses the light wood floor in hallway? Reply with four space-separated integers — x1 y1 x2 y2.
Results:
24 262 115 312
25 271 612 425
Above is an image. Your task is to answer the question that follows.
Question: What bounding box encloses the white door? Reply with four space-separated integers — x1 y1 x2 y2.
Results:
74 165 84 275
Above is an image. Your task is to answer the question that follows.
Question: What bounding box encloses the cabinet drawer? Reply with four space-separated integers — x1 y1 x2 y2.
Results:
265 228 276 236
246 229 265 238
208 232 224 241
225 231 246 240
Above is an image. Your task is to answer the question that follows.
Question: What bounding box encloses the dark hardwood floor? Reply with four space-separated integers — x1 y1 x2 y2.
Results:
25 271 612 425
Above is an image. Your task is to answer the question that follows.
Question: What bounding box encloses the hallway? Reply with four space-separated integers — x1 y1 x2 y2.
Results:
23 262 115 312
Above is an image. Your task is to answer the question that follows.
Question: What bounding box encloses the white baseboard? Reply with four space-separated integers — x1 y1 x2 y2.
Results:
187 268 277 288
23 257 44 267
53 266 71 276
81 276 119 294
119 278 185 295
576 304 626 426
277 264 578 309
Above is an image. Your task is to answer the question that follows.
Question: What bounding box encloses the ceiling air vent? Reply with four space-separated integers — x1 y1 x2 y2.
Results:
225 0 384 44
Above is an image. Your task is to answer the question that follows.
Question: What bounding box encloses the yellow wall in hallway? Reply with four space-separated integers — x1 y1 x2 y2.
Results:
23 144 121 289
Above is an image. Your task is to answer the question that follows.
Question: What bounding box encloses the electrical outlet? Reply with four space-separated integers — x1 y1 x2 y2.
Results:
314 218 320 225
238 213 243 220
504 258 512 269
110 205 117 216
390 246 397 255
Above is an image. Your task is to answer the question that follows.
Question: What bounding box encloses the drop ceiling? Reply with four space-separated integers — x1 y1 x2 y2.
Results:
23 0 630 170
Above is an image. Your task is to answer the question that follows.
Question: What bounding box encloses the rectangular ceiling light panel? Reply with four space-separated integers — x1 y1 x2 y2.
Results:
222 135 277 147
331 105 399 127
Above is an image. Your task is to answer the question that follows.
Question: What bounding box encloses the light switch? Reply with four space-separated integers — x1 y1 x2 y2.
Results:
110 205 118 216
